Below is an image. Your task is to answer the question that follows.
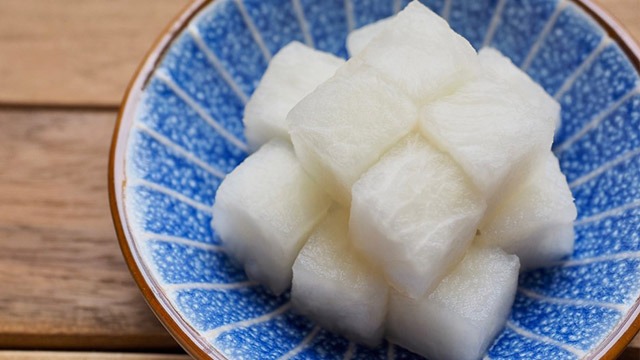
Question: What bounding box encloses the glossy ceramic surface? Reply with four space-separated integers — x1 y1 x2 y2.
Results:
110 0 640 358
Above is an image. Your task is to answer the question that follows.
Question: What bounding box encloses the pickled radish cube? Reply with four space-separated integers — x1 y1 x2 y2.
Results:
350 134 485 298
387 246 520 360
356 1 478 103
478 152 576 270
346 17 393 57
212 140 332 295
244 42 344 151
479 48 560 129
289 65 416 205
292 208 388 346
419 66 556 204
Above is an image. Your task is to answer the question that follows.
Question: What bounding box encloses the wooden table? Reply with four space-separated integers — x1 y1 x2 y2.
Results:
0 1 638 359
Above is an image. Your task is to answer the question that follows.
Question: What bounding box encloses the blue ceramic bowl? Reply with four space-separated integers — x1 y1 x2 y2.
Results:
109 0 640 358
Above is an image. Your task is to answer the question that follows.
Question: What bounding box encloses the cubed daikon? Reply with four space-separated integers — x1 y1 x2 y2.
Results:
244 42 344 150
212 140 332 294
387 246 519 360
350 134 486 298
292 208 389 346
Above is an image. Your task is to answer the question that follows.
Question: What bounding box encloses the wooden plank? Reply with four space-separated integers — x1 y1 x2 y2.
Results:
0 0 188 107
0 106 637 355
599 0 640 45
0 109 178 351
632 333 640 349
0 0 637 108
619 347 640 360
0 352 189 360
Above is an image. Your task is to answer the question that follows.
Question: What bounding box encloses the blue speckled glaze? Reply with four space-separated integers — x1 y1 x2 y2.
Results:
519 260 640 304
526 3 605 94
137 77 247 175
146 240 246 285
488 327 577 359
192 0 268 95
120 0 640 358
573 209 640 259
572 156 640 219
295 329 351 359
240 0 305 54
159 33 247 141
127 130 221 206
554 43 640 145
510 294 621 350
173 287 289 332
215 311 315 359
297 0 349 58
448 0 500 49
351 342 392 359
351 0 395 29
489 0 558 67
126 186 215 244
558 94 640 183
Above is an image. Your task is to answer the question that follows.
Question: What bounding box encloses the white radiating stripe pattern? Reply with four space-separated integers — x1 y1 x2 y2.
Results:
553 37 611 100
135 122 227 179
387 343 395 360
140 232 224 252
234 0 272 61
128 1 640 358
393 0 402 14
187 26 250 104
129 178 213 213
574 200 640 226
518 287 626 312
155 70 249 153
554 85 640 155
569 145 640 189
505 321 586 358
343 342 356 360
165 281 258 292
441 0 453 20
481 0 507 48
520 0 567 70
292 0 315 47
205 302 293 339
345 0 356 33
279 326 322 360
548 251 640 267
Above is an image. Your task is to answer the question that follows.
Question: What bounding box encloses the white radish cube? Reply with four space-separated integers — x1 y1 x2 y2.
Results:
350 134 486 298
289 65 416 205
478 152 577 270
387 246 520 360
479 48 560 129
243 41 344 151
292 208 388 346
212 140 332 295
356 1 478 104
346 17 393 57
419 58 557 204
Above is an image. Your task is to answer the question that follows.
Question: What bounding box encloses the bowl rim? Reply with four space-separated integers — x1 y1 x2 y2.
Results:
108 0 640 359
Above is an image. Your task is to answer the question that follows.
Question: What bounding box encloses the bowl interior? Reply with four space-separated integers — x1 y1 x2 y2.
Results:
113 0 640 358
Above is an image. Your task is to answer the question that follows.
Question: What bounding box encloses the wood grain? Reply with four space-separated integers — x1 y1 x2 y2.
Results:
0 0 189 107
0 109 178 351
0 0 638 357
0 352 189 360
0 0 637 108
598 0 640 45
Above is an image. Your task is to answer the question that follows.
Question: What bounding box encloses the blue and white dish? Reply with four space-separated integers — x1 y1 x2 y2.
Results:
109 0 640 358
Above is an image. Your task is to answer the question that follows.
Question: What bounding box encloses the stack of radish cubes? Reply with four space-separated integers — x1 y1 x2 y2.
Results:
212 1 576 359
